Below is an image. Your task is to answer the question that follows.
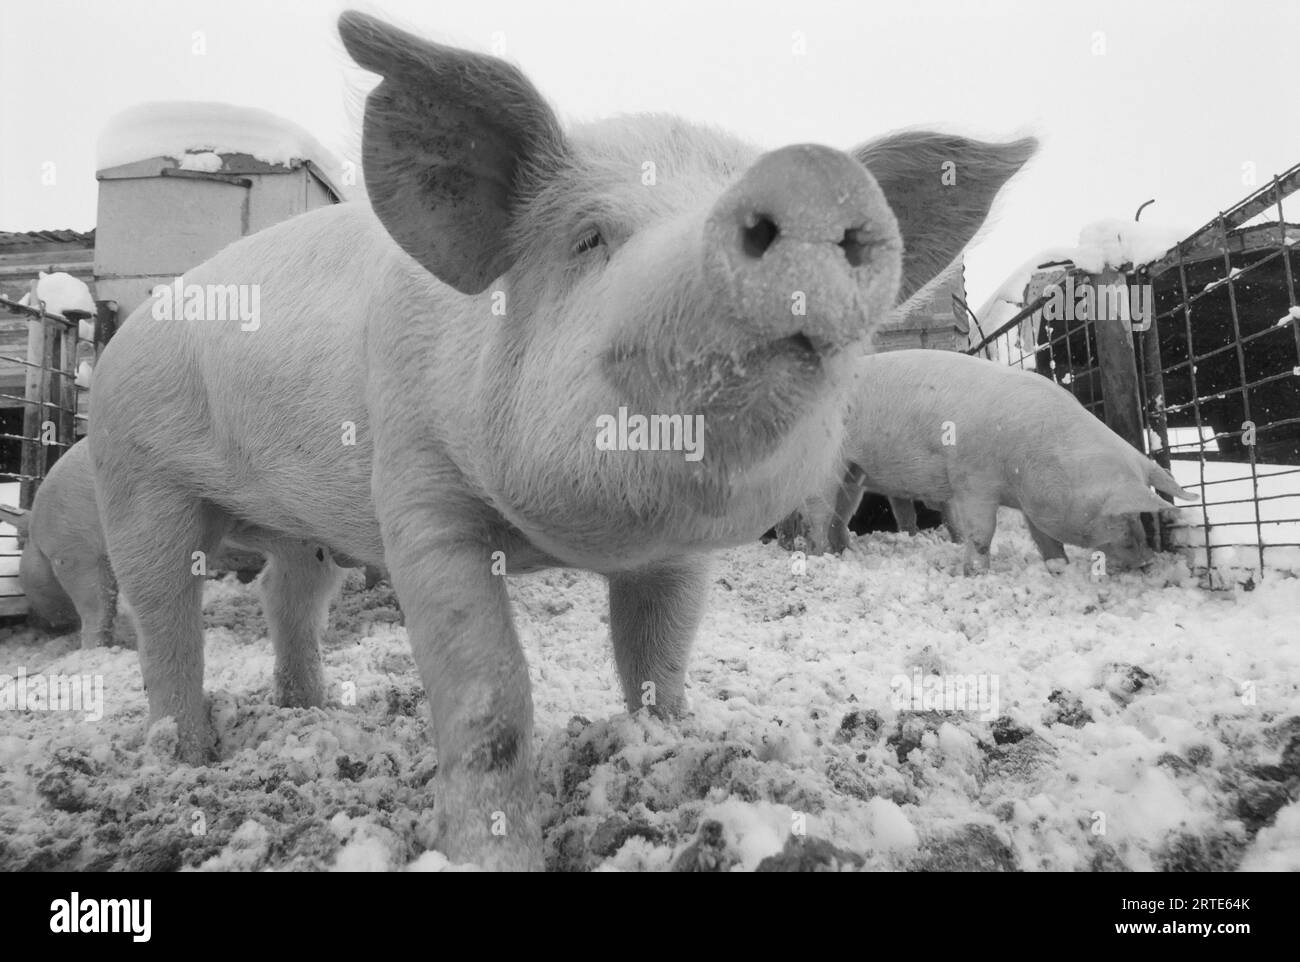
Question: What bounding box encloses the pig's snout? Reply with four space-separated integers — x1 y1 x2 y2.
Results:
703 144 903 351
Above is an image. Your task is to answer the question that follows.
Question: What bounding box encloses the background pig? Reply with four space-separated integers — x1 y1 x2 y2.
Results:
0 442 273 648
0 442 116 648
89 11 1034 869
797 349 1196 571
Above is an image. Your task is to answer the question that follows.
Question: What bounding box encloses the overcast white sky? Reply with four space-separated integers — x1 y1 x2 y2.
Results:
2 0 1297 310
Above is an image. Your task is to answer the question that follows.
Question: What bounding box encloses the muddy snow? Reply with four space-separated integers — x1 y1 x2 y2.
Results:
1 511 1297 872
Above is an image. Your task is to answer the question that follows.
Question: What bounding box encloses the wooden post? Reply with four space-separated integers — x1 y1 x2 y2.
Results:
1091 270 1146 452
19 280 50 509
40 310 60 480
1137 276 1176 550
58 319 78 452
1092 269 1160 551
94 299 119 358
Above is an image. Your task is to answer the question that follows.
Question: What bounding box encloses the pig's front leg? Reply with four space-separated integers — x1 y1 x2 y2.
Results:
608 556 711 718
87 558 118 649
774 509 813 552
55 554 117 649
888 497 919 535
1023 517 1069 572
376 481 540 870
259 540 346 708
934 503 963 543
827 512 853 555
829 467 868 553
949 498 998 575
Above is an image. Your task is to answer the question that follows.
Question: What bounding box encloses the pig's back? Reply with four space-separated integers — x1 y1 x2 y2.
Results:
843 350 1083 504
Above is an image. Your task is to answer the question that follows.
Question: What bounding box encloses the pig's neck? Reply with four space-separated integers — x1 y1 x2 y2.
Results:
440 334 842 570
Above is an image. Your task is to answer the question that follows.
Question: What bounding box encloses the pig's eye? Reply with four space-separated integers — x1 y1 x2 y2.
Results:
575 230 603 255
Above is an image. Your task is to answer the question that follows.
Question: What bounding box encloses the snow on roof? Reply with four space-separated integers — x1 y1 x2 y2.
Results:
97 102 345 185
1071 219 1186 274
976 220 1189 321
974 247 1075 321
16 271 96 318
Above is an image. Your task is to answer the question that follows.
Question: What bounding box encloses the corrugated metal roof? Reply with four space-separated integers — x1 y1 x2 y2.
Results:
0 229 95 250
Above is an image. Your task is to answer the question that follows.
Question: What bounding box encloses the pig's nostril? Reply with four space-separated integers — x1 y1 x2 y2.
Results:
741 213 779 259
839 227 873 268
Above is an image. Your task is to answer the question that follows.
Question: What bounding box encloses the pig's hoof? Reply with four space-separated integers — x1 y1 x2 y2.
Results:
273 671 327 709
150 713 217 765
644 697 690 721
434 772 544 871
1044 558 1069 575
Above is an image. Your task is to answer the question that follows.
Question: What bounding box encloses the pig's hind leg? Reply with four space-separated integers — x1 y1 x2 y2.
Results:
99 487 229 763
608 555 711 718
948 498 998 575
258 540 347 708
1023 517 1068 571
19 542 78 631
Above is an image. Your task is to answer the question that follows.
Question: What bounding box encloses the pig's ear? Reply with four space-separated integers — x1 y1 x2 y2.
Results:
1103 488 1181 517
1147 463 1200 502
339 11 566 294
853 132 1037 303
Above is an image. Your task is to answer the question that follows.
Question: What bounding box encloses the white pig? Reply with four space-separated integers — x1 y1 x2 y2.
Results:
797 349 1197 571
1 442 116 648
0 441 272 648
88 11 1035 869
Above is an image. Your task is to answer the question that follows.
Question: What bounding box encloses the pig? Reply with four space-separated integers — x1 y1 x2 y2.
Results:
794 349 1197 571
0 441 275 648
88 10 1035 869
2 441 117 648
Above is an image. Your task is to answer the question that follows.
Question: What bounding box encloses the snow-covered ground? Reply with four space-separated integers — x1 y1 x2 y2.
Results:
1 511 1296 872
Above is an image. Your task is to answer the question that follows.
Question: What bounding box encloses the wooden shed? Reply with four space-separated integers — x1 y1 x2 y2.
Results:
2 104 346 618
873 259 969 353
94 151 342 321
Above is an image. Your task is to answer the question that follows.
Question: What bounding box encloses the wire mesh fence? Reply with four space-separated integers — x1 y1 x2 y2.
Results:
967 161 1300 582
1137 166 1300 580
0 281 100 613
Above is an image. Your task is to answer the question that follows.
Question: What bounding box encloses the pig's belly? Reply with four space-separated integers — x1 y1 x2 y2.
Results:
856 451 953 504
